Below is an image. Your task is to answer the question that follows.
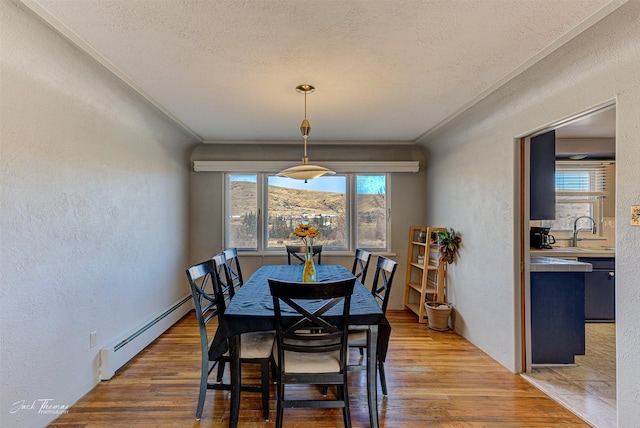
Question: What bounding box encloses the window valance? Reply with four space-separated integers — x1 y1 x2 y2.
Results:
193 160 419 173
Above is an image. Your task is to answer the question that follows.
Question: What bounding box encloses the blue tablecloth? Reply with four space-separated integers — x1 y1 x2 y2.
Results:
209 264 390 361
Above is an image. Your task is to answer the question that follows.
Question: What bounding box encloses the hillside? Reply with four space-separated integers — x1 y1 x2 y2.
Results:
229 181 384 218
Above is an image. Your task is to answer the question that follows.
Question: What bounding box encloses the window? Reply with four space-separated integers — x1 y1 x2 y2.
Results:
225 173 388 252
226 174 258 249
540 161 610 232
266 175 348 249
356 175 387 249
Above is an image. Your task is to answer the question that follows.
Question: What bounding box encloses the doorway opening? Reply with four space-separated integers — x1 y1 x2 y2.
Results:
519 102 616 428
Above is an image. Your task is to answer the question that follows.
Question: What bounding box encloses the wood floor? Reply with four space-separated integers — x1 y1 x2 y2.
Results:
49 310 590 427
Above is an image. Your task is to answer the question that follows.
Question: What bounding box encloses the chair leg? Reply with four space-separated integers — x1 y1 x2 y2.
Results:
260 359 270 420
216 360 225 382
196 361 208 419
270 355 277 382
359 347 364 356
341 383 352 428
321 385 328 396
378 356 388 396
275 373 284 428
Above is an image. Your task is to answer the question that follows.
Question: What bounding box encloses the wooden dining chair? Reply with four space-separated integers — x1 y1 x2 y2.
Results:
348 255 398 396
285 244 323 265
185 259 274 421
351 248 372 285
268 277 356 428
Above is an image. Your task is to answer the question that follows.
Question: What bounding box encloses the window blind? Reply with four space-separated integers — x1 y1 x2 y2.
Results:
555 161 612 198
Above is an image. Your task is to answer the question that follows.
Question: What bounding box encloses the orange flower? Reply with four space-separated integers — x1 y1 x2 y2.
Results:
293 223 319 246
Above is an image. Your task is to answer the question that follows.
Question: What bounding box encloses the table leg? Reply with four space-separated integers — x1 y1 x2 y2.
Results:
229 335 240 428
367 324 379 428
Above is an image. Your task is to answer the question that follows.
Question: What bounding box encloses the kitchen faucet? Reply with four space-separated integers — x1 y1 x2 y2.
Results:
571 216 597 247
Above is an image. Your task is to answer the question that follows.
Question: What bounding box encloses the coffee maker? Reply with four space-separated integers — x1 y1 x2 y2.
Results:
530 226 556 249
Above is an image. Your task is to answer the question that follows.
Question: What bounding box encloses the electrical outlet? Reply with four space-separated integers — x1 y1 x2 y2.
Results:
90 331 97 349
631 205 640 226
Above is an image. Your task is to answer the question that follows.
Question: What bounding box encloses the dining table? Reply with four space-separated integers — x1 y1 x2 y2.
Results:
208 264 389 428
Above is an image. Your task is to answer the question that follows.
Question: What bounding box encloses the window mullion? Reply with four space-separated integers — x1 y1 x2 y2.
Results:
258 174 266 253
348 174 355 252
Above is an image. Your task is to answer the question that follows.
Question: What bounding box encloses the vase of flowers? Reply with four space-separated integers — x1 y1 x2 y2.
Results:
293 223 319 282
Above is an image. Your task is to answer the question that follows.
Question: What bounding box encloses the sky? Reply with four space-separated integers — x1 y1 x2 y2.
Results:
269 175 345 192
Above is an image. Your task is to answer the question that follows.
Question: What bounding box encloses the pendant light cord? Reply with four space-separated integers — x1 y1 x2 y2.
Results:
301 89 309 163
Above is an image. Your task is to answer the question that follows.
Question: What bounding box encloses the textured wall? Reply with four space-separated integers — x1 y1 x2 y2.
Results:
420 1 640 424
0 2 197 427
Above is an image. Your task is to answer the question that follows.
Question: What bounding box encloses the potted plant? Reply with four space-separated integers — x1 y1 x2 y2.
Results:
436 228 462 265
425 228 462 331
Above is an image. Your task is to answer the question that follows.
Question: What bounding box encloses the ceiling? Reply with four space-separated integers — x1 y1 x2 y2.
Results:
23 0 620 143
555 106 615 139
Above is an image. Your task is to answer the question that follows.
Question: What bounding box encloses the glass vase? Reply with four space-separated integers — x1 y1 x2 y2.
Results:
302 247 316 282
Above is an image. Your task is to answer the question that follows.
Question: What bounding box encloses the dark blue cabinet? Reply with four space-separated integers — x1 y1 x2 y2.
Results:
531 271 585 364
530 130 556 220
579 257 615 322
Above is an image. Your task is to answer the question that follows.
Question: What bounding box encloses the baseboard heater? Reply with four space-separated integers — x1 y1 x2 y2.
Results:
100 294 193 380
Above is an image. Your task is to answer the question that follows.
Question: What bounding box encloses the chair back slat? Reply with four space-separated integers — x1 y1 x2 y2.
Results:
370 256 398 314
222 248 244 295
211 253 233 309
285 245 323 265
281 297 344 334
351 248 372 284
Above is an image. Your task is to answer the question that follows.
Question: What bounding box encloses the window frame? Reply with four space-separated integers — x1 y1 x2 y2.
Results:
224 172 390 254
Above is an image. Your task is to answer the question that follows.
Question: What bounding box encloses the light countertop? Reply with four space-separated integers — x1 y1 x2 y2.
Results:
530 247 615 258
530 256 593 272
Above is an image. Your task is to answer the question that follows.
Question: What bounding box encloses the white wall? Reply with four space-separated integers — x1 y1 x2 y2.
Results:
0 2 198 427
420 2 640 425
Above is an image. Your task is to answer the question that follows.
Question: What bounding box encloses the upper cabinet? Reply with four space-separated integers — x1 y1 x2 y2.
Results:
530 130 556 220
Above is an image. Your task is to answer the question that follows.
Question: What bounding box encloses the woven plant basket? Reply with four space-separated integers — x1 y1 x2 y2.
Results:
425 302 452 331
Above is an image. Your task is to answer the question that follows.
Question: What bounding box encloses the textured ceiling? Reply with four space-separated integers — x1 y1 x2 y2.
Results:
23 0 620 142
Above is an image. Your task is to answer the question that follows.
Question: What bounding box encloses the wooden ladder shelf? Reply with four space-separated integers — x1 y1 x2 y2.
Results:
404 226 446 323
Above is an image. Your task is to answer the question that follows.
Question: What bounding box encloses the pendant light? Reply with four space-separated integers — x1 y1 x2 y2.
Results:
277 84 335 182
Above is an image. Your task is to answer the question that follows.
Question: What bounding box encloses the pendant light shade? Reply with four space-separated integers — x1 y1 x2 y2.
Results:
277 84 335 181
277 163 335 180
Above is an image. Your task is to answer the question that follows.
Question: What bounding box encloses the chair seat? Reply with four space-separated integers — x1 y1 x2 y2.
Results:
283 349 341 373
222 331 275 359
347 330 367 347
273 341 341 373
